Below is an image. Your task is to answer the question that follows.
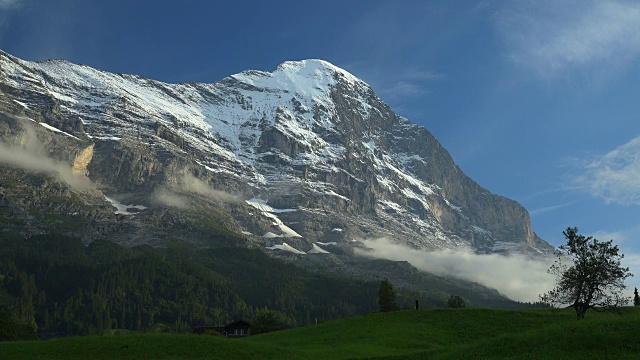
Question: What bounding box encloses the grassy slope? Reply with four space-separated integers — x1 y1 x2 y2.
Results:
1 307 639 359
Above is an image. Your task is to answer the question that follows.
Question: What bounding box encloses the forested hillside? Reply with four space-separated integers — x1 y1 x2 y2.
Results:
0 233 430 338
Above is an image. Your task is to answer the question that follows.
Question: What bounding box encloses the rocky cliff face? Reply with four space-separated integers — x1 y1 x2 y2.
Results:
0 50 552 256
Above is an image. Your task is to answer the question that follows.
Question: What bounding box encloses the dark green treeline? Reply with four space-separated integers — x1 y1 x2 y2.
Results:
0 233 425 338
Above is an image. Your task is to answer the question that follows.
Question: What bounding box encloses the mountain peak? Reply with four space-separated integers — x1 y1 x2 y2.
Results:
276 59 365 88
276 59 358 80
230 59 365 97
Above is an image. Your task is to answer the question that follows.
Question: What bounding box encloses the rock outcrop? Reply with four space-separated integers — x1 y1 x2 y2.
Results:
0 50 553 255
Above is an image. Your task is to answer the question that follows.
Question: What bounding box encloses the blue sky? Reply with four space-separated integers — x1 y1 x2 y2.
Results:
2 0 640 290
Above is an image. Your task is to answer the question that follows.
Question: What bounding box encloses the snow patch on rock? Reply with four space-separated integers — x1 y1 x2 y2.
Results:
104 196 147 215
266 242 306 255
308 243 330 254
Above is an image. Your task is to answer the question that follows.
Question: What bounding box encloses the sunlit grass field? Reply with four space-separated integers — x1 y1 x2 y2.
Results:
2 307 639 359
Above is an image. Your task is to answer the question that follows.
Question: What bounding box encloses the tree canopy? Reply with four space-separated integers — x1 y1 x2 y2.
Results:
540 227 632 319
252 308 295 334
447 295 466 308
0 310 17 341
378 279 397 312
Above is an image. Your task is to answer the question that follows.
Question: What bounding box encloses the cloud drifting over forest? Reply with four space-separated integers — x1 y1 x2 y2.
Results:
356 237 555 302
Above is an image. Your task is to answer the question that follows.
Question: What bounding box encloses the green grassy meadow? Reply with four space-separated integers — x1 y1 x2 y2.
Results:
2 307 639 359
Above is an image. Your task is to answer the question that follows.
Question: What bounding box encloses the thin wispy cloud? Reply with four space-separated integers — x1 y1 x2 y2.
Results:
589 226 640 294
520 186 588 201
337 1 447 115
379 68 445 102
626 253 640 273
592 230 626 243
623 253 640 293
152 173 239 209
0 0 22 9
530 201 576 216
0 0 80 61
497 0 640 80
349 63 445 101
379 81 429 101
0 0 22 32
573 136 640 205
400 67 446 82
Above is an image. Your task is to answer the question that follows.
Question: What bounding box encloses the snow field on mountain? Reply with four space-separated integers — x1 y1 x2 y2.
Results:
104 196 147 215
13 99 29 109
308 243 330 254
39 123 80 140
266 242 331 255
266 243 306 255
245 198 302 238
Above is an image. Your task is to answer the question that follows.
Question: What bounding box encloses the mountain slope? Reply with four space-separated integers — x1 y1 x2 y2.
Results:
0 50 551 257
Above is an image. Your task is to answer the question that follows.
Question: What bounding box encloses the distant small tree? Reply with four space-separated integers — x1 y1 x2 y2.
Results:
378 279 397 312
447 295 465 308
540 227 633 320
252 308 295 334
0 310 17 341
634 288 640 307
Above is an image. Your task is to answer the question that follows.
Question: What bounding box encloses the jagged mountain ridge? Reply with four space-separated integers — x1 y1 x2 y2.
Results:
0 49 552 255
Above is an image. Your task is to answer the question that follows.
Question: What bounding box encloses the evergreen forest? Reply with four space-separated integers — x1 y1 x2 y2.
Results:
0 233 428 339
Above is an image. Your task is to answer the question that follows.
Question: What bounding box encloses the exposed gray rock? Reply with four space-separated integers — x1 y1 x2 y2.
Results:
0 50 553 257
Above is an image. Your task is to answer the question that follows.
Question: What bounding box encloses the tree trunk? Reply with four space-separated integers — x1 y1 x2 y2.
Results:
574 304 586 320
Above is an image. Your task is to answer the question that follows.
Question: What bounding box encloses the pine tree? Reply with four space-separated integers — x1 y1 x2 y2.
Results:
634 288 640 306
378 279 397 312
0 310 17 341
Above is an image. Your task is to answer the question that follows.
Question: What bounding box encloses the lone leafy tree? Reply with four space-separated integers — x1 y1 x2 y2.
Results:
447 295 466 308
378 279 397 312
540 227 632 320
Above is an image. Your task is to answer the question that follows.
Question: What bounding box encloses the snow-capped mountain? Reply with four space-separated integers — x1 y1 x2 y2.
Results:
0 49 552 256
